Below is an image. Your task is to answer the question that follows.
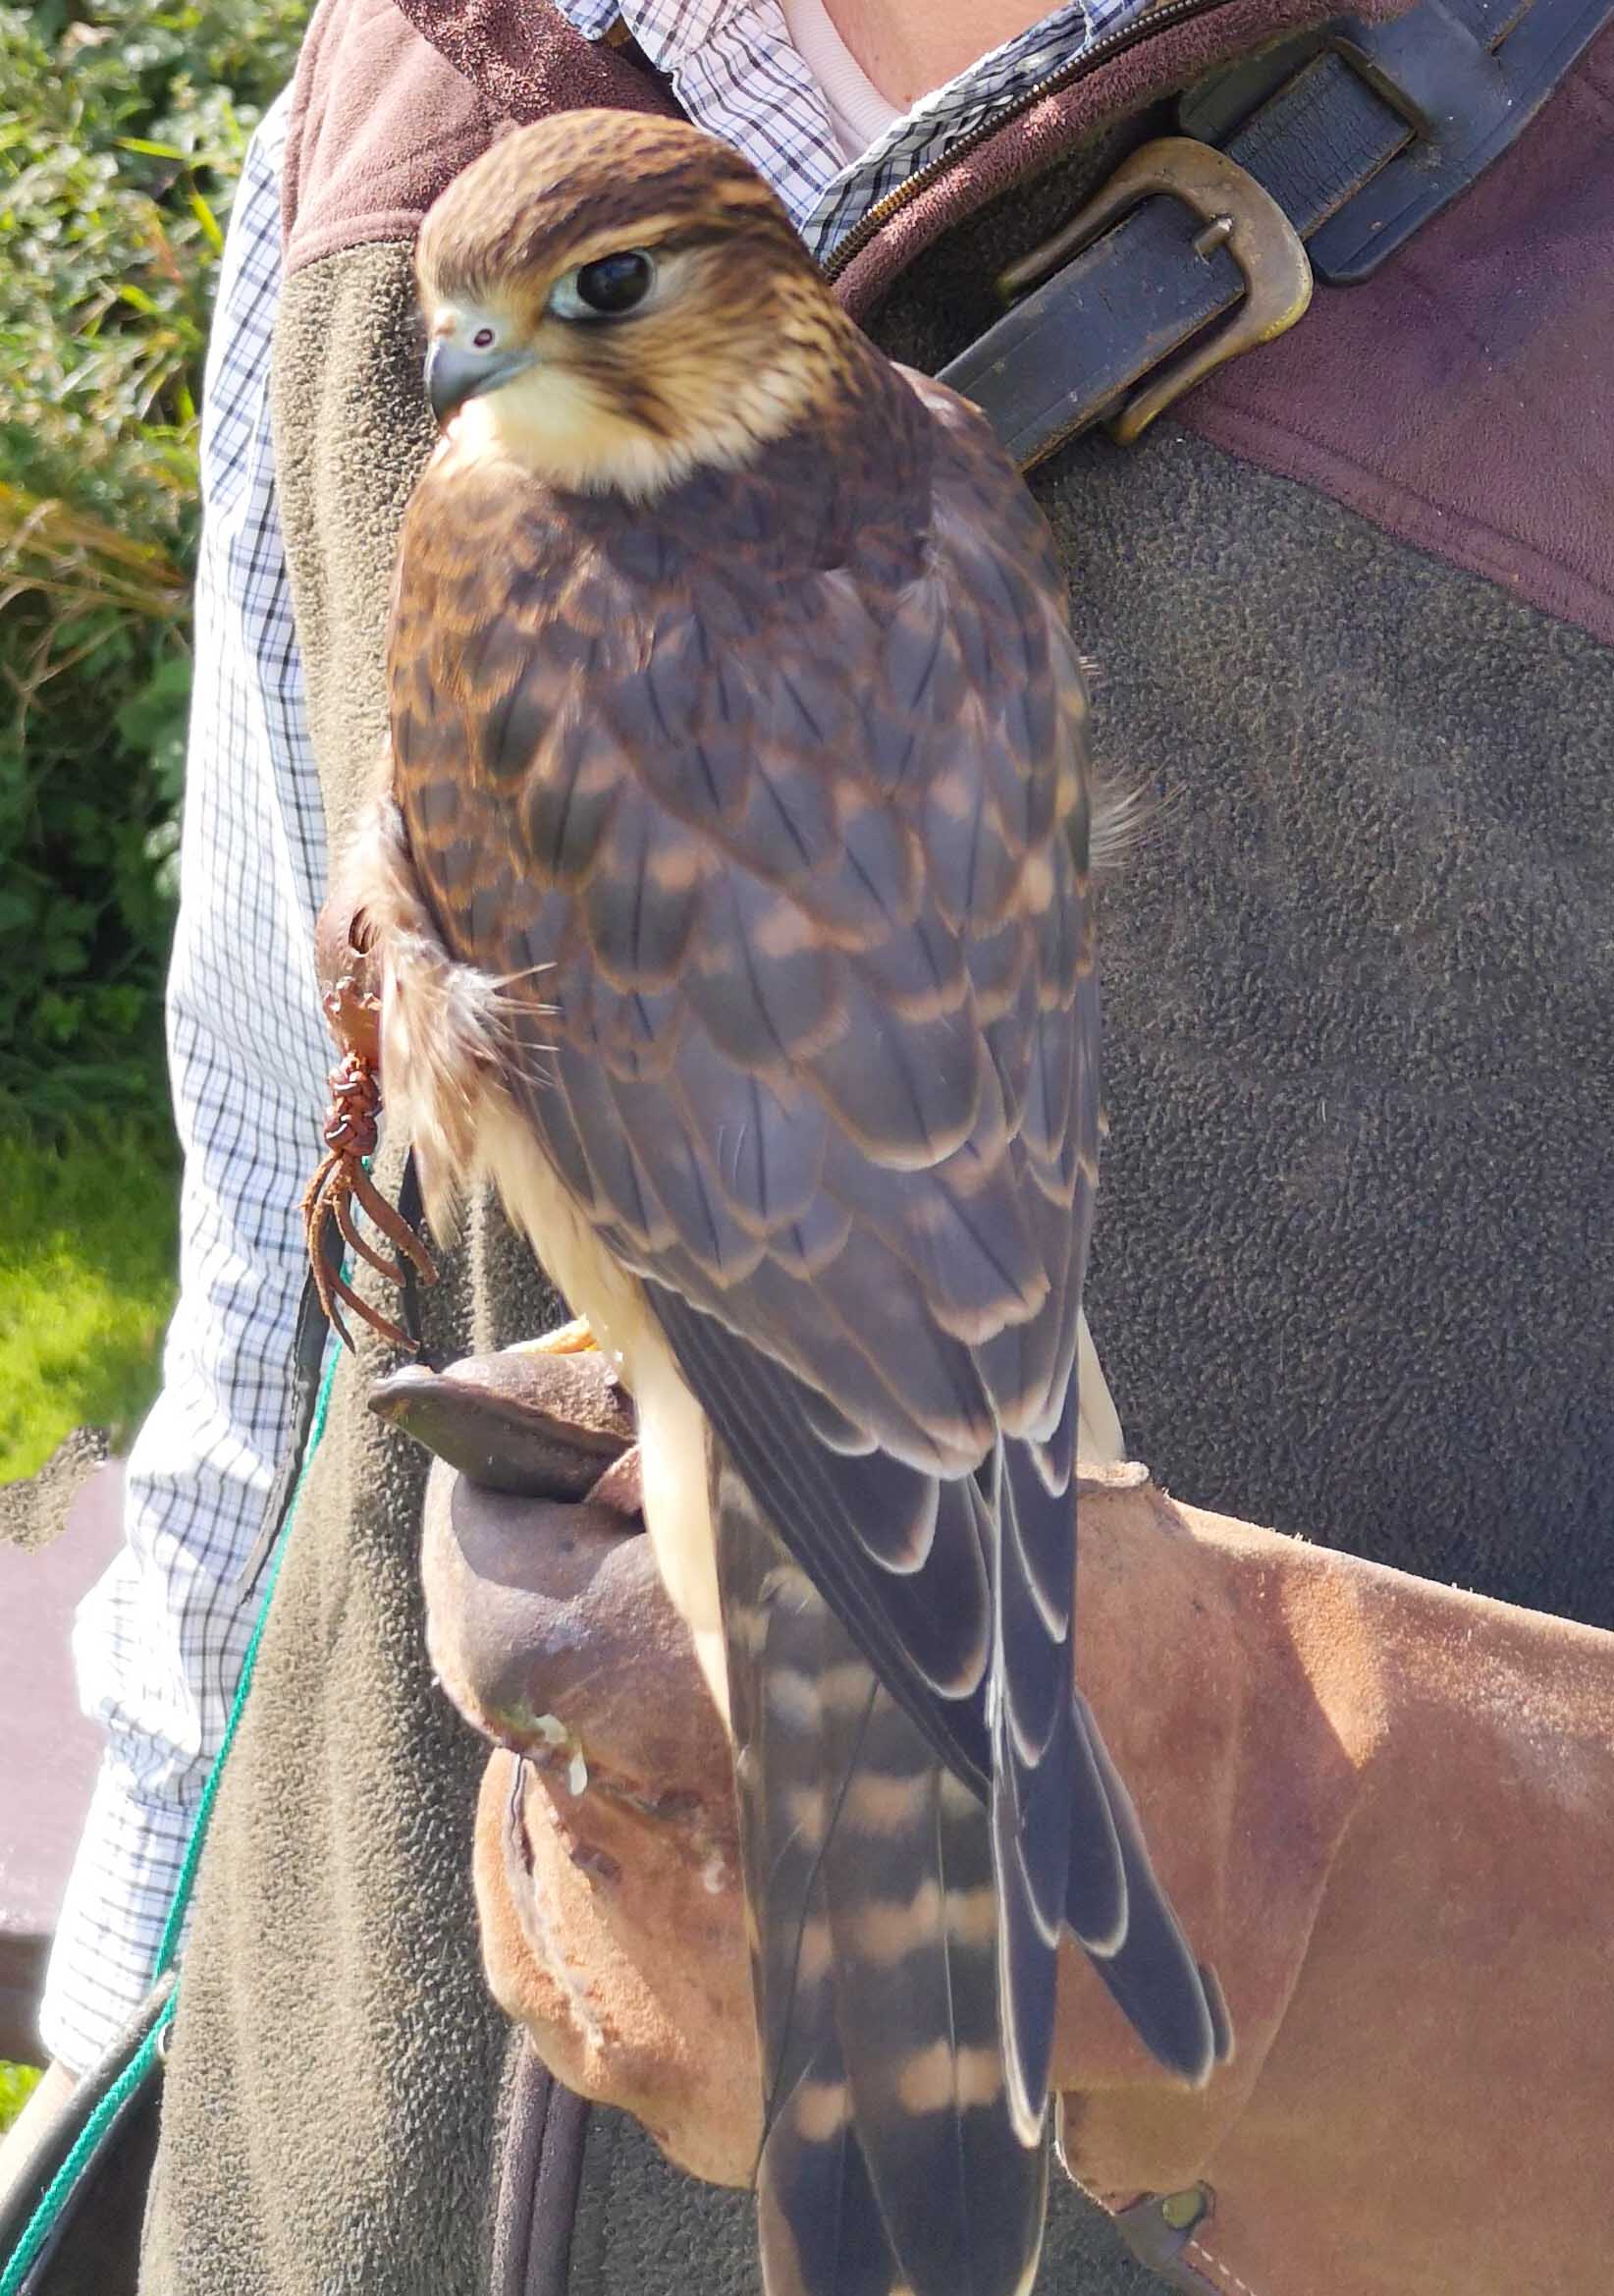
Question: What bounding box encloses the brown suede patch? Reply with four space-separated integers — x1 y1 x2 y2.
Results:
282 0 677 276
283 0 498 275
391 0 676 131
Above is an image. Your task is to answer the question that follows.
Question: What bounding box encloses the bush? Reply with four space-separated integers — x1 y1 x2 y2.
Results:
0 2058 42 2129
0 1123 181 1478
0 0 306 1130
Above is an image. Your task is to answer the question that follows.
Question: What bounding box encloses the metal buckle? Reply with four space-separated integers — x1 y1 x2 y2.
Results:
996 138 1313 445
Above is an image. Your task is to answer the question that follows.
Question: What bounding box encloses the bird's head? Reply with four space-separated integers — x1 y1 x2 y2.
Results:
415 111 856 501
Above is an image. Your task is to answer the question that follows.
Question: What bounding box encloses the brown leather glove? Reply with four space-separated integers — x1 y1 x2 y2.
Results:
380 1349 1614 2296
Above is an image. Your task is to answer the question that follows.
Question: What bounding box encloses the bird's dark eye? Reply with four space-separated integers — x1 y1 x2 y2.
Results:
471 324 497 350
550 250 657 320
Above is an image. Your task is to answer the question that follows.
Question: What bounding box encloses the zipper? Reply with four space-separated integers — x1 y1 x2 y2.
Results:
822 0 1231 283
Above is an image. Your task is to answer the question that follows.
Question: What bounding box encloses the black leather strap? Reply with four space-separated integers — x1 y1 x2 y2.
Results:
489 2042 591 2296
943 196 1250 472
942 0 1614 465
235 1250 335 1597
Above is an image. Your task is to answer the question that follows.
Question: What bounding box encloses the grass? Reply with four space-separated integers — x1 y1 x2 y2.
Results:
0 2060 42 2133
0 1125 179 1484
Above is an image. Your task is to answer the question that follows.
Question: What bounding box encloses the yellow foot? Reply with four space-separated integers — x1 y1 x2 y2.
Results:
515 1316 598 1357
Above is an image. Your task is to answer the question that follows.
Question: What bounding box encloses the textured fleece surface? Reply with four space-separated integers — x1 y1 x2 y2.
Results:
1044 424 1614 1629
267 241 437 858
137 1250 511 2292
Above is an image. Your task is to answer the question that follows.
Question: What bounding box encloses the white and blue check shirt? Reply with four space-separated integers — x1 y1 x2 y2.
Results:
42 0 1149 2073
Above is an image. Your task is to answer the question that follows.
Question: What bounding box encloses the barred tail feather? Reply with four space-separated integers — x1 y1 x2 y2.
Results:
719 1461 1046 2296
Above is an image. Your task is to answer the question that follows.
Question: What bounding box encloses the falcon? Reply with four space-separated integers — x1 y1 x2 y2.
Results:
355 109 1227 2296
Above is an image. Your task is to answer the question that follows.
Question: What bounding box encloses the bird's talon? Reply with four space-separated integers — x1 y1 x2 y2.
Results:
517 1317 599 1356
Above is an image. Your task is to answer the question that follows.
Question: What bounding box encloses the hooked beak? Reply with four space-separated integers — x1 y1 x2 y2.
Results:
426 338 537 428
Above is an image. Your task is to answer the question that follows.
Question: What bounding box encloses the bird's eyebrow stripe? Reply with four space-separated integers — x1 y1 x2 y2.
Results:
445 216 776 306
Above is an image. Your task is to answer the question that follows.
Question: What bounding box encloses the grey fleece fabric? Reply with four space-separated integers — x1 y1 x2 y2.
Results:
138 1230 511 2291
141 183 1612 2296
264 241 435 855
872 186 1614 1625
1049 423 1614 1627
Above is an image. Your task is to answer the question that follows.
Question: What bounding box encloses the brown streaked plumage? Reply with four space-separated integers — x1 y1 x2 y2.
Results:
359 109 1226 2296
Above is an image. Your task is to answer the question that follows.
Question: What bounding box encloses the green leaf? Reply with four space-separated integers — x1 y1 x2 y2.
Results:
114 651 192 751
187 184 224 253
0 2062 43 2136
0 0 306 1123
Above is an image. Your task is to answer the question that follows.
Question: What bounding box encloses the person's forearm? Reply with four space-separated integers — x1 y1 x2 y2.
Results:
399 1336 1614 2296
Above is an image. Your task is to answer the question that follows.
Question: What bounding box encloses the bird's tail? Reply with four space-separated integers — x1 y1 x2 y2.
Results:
718 1462 1047 2296
990 1437 1228 2145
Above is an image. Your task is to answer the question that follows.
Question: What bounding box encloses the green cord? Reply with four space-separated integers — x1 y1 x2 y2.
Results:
0 1341 342 2295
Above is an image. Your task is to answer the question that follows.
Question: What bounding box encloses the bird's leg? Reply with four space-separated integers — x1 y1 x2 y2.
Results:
331 1180 416 1286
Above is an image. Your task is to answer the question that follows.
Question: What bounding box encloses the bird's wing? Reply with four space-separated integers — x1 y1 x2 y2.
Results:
392 403 1095 1763
389 393 1220 2294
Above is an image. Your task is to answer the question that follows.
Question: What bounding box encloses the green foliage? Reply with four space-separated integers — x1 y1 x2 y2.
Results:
0 2059 44 2131
1 0 306 1125
0 1123 180 1481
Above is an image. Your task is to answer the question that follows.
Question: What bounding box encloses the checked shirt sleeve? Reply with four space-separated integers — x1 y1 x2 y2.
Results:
39 92 332 2073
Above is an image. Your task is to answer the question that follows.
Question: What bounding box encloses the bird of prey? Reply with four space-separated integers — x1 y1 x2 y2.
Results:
358 109 1227 2296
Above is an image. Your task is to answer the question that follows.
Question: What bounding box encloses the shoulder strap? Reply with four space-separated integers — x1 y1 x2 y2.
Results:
942 0 1614 466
